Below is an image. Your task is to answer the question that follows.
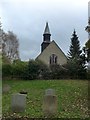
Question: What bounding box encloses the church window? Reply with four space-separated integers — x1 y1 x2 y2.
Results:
50 54 57 65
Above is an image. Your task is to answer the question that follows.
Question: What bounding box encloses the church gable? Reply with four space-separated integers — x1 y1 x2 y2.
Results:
36 40 67 66
36 22 67 66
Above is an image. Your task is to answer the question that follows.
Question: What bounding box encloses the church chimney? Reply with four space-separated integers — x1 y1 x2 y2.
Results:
41 22 51 52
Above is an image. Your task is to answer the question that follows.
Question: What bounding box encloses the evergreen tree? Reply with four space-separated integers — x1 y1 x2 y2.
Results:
67 30 86 79
68 29 82 59
85 39 90 61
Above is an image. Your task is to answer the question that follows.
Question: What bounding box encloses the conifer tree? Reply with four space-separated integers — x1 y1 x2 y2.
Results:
68 29 82 59
85 39 90 61
67 30 86 79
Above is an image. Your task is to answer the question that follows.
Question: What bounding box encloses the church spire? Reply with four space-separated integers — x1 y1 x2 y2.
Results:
44 22 50 34
41 22 51 52
43 22 51 42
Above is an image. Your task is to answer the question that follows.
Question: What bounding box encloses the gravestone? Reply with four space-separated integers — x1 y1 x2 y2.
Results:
11 93 26 112
2 84 10 93
42 89 57 117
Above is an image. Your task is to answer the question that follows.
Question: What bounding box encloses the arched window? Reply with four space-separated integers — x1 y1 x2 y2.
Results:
50 54 57 65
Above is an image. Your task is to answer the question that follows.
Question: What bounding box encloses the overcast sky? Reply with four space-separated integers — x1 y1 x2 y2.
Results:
0 0 89 61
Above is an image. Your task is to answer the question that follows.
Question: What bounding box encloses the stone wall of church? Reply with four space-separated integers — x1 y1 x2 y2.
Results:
36 41 67 66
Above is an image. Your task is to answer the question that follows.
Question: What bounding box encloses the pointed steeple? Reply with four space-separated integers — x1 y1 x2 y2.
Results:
41 22 51 52
43 22 51 42
44 22 50 34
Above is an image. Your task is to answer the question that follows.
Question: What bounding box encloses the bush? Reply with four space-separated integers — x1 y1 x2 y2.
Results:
2 59 88 80
25 60 40 80
65 59 87 79
36 60 50 79
24 60 50 80
2 64 12 78
50 64 68 79
11 60 28 79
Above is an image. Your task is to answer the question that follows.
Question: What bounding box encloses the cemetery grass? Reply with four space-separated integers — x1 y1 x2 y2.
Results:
2 79 89 119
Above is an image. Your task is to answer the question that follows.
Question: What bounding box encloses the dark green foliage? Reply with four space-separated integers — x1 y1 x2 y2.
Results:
21 60 50 80
85 39 90 61
65 58 86 79
25 60 40 80
2 64 12 78
11 60 28 79
68 30 82 59
2 58 87 80
2 57 87 80
50 64 68 79
35 60 50 80
67 30 87 79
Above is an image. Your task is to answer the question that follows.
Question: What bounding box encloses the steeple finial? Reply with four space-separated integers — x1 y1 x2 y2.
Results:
44 22 50 34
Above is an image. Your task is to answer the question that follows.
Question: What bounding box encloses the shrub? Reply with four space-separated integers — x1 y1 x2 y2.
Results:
25 60 50 80
2 64 12 78
65 59 87 79
50 64 68 79
11 60 28 79
24 60 40 80
36 60 50 79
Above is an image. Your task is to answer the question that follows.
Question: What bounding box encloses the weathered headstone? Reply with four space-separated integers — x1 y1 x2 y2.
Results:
11 93 26 112
42 89 57 117
2 84 10 93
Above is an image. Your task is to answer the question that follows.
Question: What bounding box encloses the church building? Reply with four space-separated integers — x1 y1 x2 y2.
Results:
36 22 67 66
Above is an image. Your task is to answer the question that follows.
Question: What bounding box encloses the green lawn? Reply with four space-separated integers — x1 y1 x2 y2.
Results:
2 80 89 119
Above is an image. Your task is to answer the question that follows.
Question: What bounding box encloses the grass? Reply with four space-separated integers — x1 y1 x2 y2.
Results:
2 79 89 119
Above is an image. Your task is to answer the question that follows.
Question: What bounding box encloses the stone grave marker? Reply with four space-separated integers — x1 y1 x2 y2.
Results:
42 89 57 117
11 93 26 112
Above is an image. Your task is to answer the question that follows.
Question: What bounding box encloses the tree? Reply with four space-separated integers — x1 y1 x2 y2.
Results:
2 31 19 62
68 29 82 59
85 39 90 61
67 30 86 79
0 20 19 63
0 20 4 54
65 58 86 79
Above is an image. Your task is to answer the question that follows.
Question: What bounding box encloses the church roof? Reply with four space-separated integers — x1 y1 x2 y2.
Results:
44 22 50 34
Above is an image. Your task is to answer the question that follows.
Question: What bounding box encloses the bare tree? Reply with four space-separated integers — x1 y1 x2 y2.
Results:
0 23 20 62
3 31 19 61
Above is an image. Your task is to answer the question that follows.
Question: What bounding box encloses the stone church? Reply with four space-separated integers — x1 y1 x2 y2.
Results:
36 22 67 66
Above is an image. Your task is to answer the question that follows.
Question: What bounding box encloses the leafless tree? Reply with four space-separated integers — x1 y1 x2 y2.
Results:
4 31 19 61
0 23 19 62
